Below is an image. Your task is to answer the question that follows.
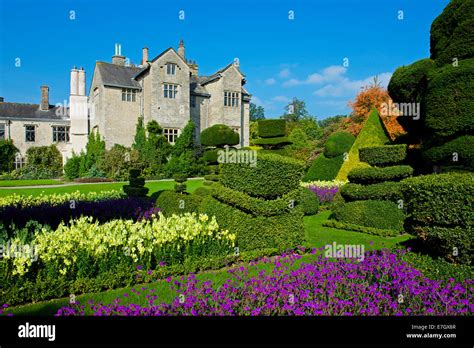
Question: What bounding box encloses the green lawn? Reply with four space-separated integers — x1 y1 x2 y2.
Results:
5 210 413 316
0 179 204 197
0 179 63 187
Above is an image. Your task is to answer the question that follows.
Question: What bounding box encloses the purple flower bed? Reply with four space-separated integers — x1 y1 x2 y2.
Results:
56 249 473 316
0 197 155 236
308 186 339 203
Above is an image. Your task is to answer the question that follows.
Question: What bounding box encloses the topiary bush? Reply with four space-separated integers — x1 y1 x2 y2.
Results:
123 169 149 197
257 119 286 138
331 200 405 232
422 135 474 169
347 165 414 185
359 144 407 167
156 191 201 216
252 136 292 147
220 152 304 199
303 154 344 182
340 181 403 203
401 173 473 265
200 124 239 147
298 187 320 216
324 131 355 158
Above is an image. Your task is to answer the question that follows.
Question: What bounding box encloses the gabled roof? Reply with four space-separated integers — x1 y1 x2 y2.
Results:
190 75 210 97
200 63 245 86
134 47 188 80
0 102 69 121
96 62 142 89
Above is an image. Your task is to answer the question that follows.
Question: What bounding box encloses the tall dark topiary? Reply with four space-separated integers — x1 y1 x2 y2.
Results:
123 169 149 197
388 0 474 172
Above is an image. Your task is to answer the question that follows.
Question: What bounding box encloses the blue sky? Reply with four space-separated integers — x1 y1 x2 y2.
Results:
0 0 449 120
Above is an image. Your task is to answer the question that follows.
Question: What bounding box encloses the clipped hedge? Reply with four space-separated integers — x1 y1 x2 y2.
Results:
331 200 405 232
401 173 474 229
203 149 219 164
210 183 303 217
156 191 202 216
424 58 474 139
340 181 403 203
347 165 414 185
257 119 286 138
253 136 292 146
322 220 399 237
359 145 407 167
200 124 239 147
220 152 304 199
199 196 304 251
303 154 344 182
324 131 355 158
423 135 474 169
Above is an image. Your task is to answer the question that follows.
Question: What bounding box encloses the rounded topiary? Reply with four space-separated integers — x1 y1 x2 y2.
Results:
156 191 200 216
203 149 219 164
298 188 320 216
359 144 407 167
324 131 355 158
200 124 239 147
257 119 286 138
123 168 149 197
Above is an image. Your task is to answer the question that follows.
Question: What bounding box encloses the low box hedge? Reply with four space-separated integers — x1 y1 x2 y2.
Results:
323 220 399 237
156 191 202 216
253 136 292 146
359 144 407 166
347 165 413 184
220 152 304 199
340 181 403 202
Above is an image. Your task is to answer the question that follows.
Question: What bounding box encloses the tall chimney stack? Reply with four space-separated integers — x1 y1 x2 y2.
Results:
178 39 185 60
142 47 149 66
112 43 125 66
40 86 49 111
78 67 86 96
70 67 79 95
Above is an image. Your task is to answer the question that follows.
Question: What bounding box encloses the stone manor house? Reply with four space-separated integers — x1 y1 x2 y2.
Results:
0 40 251 166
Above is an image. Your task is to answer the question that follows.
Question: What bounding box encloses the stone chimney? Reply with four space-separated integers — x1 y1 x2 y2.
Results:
78 67 86 96
112 43 125 66
40 86 49 111
178 39 185 60
188 60 199 76
70 66 79 95
142 47 149 65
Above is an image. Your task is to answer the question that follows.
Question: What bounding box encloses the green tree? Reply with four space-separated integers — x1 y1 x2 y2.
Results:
80 131 106 177
299 116 323 140
0 140 18 173
281 98 310 122
250 102 265 121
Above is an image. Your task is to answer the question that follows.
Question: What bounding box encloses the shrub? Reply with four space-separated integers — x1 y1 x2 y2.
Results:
0 140 18 173
340 181 403 202
204 174 219 181
303 154 344 181
203 149 219 164
322 220 399 237
401 173 473 229
359 144 407 167
99 144 131 180
347 165 413 184
324 131 355 158
156 191 201 216
25 145 63 178
200 124 239 147
220 152 304 199
336 109 390 181
410 225 472 265
252 136 292 147
331 200 405 232
193 187 212 197
257 119 286 138
422 135 474 169
298 188 319 216
123 169 149 197
64 153 83 180
199 195 304 251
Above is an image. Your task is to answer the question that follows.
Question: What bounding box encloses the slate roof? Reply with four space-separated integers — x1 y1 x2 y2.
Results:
190 75 210 97
96 62 142 89
0 102 69 121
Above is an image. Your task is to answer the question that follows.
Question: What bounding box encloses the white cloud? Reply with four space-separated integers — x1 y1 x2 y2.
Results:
278 68 291 78
313 72 393 97
283 65 347 87
264 78 276 85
